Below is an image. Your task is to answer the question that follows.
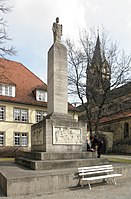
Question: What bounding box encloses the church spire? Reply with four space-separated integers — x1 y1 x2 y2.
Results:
92 34 102 66
87 33 111 93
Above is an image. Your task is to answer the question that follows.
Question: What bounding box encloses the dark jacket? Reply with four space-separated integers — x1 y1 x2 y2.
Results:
91 137 103 148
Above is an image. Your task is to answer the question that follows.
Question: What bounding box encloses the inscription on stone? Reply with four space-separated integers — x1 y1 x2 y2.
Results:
53 126 82 145
32 127 43 145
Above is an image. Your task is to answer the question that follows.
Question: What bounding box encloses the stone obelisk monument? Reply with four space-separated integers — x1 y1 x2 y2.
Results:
15 18 94 173
48 17 68 115
31 18 86 153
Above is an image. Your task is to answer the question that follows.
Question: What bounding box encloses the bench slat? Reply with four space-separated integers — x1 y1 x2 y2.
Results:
81 173 122 181
78 167 113 173
79 169 114 176
78 164 113 170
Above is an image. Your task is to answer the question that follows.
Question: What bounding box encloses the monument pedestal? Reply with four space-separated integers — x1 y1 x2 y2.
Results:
31 113 86 153
15 151 99 170
16 113 98 170
16 113 99 170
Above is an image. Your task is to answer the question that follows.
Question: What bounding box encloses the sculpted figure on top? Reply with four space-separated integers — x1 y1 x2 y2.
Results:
52 17 62 43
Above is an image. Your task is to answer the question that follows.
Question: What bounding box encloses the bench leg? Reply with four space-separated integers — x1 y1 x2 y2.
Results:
76 178 81 187
102 178 107 183
79 179 84 187
113 178 116 185
106 177 117 185
106 178 109 184
88 183 91 190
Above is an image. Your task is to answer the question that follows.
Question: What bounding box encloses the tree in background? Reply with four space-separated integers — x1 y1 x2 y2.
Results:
0 0 15 57
65 28 131 135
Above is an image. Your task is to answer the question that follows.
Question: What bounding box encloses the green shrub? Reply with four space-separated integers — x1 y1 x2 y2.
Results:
0 146 25 158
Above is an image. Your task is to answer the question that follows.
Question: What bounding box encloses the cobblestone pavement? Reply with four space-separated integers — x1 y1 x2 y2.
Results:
0 178 131 199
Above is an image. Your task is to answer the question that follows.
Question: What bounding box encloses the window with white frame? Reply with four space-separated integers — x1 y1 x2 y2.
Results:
14 108 28 122
21 133 28 146
14 133 28 146
36 110 47 122
21 110 28 122
36 90 47 102
0 84 15 97
14 133 20 146
0 106 5 120
0 132 4 146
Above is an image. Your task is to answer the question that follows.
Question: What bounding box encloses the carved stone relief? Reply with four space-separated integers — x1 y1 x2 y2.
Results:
32 127 43 145
53 126 82 145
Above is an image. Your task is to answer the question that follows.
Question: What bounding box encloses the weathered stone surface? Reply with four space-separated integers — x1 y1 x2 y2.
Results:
15 151 97 172
23 152 94 160
47 42 68 115
31 114 86 153
16 155 103 170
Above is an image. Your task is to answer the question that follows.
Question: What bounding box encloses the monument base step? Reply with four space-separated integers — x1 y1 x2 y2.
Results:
22 151 96 160
15 156 108 170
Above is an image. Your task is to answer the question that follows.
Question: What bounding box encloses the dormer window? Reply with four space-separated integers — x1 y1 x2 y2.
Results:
36 89 47 102
0 84 15 97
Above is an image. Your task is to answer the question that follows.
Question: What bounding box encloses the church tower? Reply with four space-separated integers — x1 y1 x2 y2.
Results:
87 34 111 94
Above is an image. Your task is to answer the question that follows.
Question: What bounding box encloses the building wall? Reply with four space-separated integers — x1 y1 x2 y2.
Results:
0 122 31 147
0 101 78 150
0 101 47 149
99 118 131 141
99 117 131 153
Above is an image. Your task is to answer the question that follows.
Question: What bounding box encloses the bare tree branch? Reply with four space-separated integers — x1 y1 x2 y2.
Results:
65 27 131 135
0 0 16 57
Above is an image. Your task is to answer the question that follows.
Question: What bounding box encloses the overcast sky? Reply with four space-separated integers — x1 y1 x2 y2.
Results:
5 0 131 83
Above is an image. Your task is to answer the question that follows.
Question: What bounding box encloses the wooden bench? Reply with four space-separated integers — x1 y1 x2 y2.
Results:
77 164 122 190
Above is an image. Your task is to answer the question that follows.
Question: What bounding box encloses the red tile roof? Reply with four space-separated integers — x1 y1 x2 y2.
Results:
0 58 76 111
0 58 47 107
0 74 16 85
100 110 131 124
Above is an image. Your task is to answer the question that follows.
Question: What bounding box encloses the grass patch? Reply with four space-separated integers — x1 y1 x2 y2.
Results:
107 157 131 164
0 158 14 162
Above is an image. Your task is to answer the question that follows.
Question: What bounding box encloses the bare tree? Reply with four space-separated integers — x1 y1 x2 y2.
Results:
0 0 15 57
65 28 131 135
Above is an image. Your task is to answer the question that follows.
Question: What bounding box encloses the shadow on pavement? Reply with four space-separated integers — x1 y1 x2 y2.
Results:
0 187 6 197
